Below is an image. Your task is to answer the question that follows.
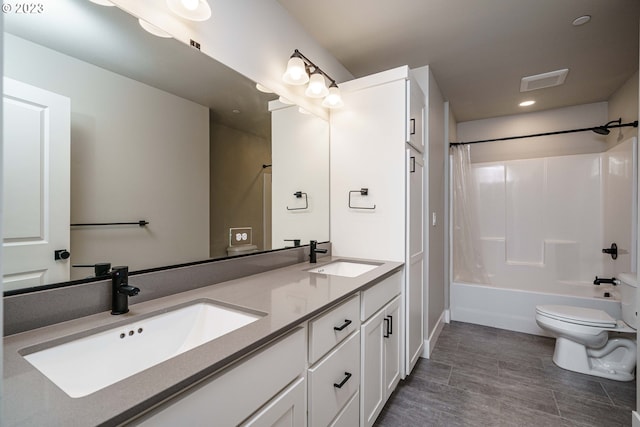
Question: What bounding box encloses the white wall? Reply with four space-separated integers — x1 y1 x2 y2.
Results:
464 138 636 293
4 34 210 278
458 102 608 163
111 0 353 120
608 71 639 149
271 105 330 247
330 69 407 262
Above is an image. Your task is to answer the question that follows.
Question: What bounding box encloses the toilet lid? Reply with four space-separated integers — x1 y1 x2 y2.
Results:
536 305 617 328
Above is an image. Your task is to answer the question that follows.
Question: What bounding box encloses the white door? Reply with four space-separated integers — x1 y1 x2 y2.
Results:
3 77 71 290
405 147 425 374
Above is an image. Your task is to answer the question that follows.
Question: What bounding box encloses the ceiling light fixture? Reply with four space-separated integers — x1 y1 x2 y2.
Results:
88 0 115 6
166 0 212 21
519 100 535 107
138 19 173 38
256 83 273 94
282 49 343 108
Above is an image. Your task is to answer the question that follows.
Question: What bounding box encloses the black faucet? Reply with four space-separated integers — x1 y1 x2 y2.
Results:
111 266 140 315
593 276 617 286
309 240 328 263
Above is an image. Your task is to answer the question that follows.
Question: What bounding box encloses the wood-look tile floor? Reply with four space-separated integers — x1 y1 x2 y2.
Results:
375 321 636 427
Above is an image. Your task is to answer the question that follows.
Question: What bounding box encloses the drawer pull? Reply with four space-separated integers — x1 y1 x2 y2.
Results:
383 318 390 338
387 315 393 335
333 319 352 331
333 372 352 389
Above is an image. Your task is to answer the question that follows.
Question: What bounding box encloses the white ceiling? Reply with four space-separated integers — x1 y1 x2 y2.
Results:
277 0 640 122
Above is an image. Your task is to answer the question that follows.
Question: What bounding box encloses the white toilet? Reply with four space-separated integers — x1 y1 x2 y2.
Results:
535 273 638 381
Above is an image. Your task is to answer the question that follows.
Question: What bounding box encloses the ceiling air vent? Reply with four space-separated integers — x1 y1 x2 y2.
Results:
520 69 569 92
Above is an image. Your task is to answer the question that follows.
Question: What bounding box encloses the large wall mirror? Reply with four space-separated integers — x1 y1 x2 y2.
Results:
2 0 329 292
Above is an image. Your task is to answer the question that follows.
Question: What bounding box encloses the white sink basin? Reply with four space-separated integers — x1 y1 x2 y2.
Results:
22 301 263 398
307 261 380 278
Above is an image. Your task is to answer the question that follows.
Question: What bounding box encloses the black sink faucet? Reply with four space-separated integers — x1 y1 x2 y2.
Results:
593 276 617 286
309 240 328 264
111 266 140 315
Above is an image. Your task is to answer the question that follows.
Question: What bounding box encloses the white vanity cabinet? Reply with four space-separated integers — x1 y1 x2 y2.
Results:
130 328 306 426
360 272 402 427
307 294 361 427
330 66 425 379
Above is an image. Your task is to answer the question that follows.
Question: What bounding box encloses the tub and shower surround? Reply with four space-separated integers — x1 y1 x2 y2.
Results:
451 137 637 334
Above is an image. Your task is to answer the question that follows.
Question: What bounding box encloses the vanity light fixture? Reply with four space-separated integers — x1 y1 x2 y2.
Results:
138 19 173 38
166 0 212 21
282 49 343 108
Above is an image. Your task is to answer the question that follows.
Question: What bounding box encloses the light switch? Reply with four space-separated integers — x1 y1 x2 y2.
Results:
432 212 437 227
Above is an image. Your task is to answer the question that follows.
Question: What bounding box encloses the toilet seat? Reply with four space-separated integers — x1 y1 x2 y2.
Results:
536 305 617 328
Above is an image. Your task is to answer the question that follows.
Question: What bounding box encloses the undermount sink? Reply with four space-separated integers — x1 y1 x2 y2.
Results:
307 261 380 278
22 300 263 398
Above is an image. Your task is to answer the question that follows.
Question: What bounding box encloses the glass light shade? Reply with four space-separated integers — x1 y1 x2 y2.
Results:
255 83 273 93
138 19 173 38
305 72 329 98
322 85 344 108
282 57 309 85
166 0 212 21
278 96 294 105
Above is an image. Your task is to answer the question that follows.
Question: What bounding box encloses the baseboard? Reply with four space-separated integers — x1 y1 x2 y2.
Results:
422 310 446 359
633 411 640 427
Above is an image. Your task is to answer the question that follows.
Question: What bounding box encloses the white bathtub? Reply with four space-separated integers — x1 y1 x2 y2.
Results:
450 281 622 336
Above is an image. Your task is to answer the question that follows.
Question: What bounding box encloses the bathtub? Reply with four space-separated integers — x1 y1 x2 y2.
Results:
450 281 622 336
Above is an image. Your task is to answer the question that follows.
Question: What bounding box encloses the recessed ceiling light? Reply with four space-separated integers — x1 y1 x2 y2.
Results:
519 100 535 107
572 15 591 26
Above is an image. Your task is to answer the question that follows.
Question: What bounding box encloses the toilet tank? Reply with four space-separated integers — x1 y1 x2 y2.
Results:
618 273 638 329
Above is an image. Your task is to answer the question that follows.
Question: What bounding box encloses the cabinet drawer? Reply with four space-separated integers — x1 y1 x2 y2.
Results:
132 328 305 426
361 272 402 321
309 294 360 364
330 390 359 427
308 331 360 427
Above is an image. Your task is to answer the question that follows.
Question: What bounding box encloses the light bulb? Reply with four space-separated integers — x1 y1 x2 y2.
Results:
181 0 199 11
305 72 328 98
282 56 309 85
166 0 211 21
322 84 344 108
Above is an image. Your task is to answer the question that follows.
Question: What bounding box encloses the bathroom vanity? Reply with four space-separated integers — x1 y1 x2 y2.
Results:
3 256 403 426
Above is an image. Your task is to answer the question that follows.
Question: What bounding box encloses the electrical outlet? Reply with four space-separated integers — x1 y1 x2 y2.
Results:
229 227 252 246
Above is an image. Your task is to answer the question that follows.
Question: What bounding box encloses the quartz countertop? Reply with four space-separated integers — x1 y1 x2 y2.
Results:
3 256 403 426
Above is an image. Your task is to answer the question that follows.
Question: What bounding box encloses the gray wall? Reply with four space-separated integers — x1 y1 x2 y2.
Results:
607 70 639 149
210 122 271 258
4 34 210 279
427 70 446 339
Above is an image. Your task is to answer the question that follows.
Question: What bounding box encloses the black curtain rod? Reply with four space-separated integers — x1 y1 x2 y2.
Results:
450 120 638 146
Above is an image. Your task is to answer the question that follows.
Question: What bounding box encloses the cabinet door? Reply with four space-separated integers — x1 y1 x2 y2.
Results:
405 147 424 375
384 296 401 396
242 377 306 427
406 78 425 152
360 309 386 427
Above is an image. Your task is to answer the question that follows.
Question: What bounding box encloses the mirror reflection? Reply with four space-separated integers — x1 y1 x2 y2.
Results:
2 0 329 292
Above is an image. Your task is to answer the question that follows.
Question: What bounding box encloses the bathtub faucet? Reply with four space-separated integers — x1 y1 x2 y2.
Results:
593 276 617 286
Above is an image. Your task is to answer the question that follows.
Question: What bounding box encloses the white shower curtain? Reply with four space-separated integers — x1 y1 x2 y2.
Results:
451 144 489 284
